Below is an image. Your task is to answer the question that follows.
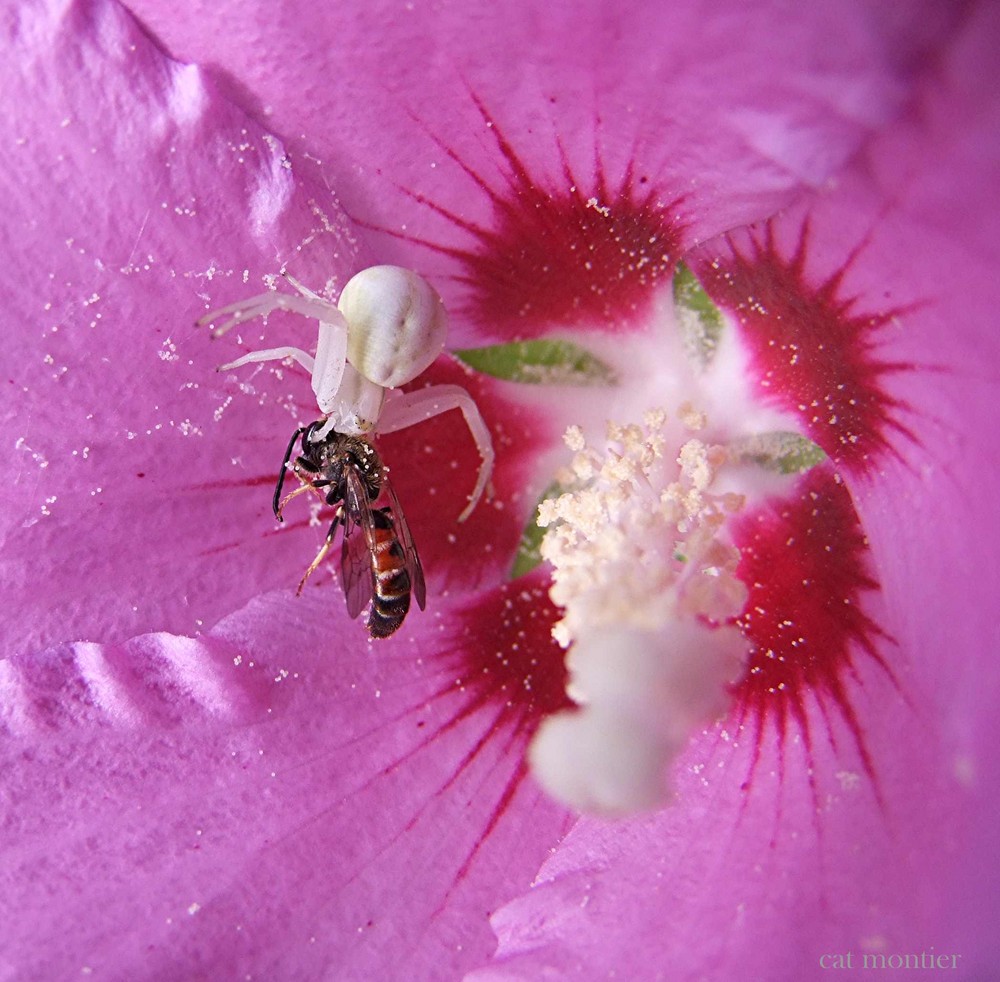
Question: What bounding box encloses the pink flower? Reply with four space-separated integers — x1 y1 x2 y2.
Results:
2 0 997 978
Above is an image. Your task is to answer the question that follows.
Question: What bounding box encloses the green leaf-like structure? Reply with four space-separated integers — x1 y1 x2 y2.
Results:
454 339 617 386
673 261 724 366
731 431 829 475
510 482 563 579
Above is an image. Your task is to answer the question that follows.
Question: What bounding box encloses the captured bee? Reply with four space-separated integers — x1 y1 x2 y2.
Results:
199 265 494 638
274 419 426 639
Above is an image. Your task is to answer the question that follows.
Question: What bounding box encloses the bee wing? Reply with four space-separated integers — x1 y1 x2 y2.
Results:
384 479 426 611
340 467 377 620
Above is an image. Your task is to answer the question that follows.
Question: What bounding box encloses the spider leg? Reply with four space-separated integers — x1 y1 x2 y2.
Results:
198 290 344 338
200 285 350 415
218 346 315 375
377 384 494 521
262 277 352 413
297 511 342 595
311 319 349 415
282 271 326 302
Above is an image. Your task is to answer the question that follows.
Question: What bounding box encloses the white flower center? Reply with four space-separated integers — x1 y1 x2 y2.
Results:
529 405 750 816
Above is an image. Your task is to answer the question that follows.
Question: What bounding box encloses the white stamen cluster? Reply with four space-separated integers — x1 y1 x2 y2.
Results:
529 407 750 816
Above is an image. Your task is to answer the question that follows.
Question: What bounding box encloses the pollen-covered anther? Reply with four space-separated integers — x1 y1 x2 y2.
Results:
677 401 707 431
529 407 750 816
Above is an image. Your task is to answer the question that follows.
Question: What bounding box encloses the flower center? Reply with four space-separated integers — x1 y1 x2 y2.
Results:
529 407 750 816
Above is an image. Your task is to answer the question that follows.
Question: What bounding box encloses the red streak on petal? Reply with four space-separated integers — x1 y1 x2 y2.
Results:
187 473 277 493
438 569 572 728
378 356 552 589
699 220 915 473
362 571 571 894
732 466 895 792
372 95 686 338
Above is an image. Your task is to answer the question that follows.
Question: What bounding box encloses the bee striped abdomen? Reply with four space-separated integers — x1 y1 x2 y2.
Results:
367 508 412 638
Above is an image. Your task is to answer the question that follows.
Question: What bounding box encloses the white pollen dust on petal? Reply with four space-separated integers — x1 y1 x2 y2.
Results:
529 406 750 817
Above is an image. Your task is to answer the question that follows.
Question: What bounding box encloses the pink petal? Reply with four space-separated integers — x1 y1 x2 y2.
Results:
1 0 338 653
472 5 1000 976
1 574 572 978
473 693 961 979
7 1 996 978
122 0 961 336
1 0 534 657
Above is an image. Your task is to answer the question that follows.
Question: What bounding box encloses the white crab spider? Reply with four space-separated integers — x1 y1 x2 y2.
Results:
198 265 494 521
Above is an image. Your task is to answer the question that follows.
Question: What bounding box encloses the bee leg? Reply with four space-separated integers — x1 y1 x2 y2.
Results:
273 426 307 518
276 478 325 520
296 512 342 595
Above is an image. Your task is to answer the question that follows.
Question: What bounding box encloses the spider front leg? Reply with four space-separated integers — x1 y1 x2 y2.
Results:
217 345 316 377
199 284 351 416
197 286 342 339
377 384 494 521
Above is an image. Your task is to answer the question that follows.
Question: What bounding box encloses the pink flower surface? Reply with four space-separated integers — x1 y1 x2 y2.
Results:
2 0 997 979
